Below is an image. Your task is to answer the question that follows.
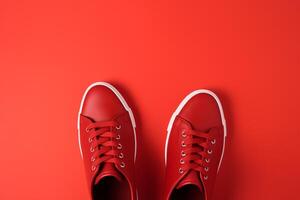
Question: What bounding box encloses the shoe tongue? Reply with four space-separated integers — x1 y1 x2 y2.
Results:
176 170 203 192
94 163 122 185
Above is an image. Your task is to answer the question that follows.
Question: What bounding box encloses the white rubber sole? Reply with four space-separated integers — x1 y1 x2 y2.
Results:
165 89 227 172
77 82 137 162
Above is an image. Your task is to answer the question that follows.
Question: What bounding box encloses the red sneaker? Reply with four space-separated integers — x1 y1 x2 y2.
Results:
164 90 226 200
78 82 137 200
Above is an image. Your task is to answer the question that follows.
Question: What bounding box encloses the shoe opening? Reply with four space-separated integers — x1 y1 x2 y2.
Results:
93 175 131 200
170 184 204 200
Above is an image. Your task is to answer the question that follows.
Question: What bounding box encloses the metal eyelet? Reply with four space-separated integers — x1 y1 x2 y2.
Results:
90 147 95 152
119 153 124 159
181 141 186 147
116 134 121 140
116 125 121 130
204 175 208 180
181 130 187 138
86 128 90 132
91 156 95 162
180 159 185 164
91 165 96 171
205 158 210 163
181 151 186 157
179 168 184 174
205 167 209 172
117 143 122 150
120 162 125 168
207 149 213 154
211 139 216 145
88 138 93 143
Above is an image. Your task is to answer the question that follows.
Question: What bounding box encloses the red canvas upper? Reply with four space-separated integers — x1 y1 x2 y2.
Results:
165 91 226 200
78 83 137 200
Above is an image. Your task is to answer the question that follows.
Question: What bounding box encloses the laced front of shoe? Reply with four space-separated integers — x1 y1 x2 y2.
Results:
179 128 217 181
85 121 125 172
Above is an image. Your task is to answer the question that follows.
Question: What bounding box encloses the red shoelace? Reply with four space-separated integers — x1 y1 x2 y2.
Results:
85 121 124 172
180 128 216 180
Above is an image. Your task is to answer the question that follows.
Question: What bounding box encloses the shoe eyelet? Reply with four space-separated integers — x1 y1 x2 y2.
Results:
181 130 187 138
207 149 213 154
205 158 210 163
204 175 208 180
90 147 95 152
179 168 184 174
120 162 125 168
180 159 185 164
86 127 90 132
211 139 216 145
91 165 96 171
181 151 186 157
117 143 122 150
119 153 124 159
116 125 121 130
116 134 121 140
181 141 186 147
205 167 209 172
91 156 95 162
88 138 93 143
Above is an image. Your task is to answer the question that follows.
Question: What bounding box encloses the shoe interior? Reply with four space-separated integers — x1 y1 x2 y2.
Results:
170 185 204 200
93 176 131 200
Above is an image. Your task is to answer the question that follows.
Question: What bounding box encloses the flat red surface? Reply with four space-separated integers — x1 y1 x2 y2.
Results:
0 0 299 199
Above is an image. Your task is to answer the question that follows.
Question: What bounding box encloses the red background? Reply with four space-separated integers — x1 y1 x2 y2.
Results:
0 0 299 199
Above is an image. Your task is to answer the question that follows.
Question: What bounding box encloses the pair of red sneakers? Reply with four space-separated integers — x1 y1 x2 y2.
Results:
78 82 226 200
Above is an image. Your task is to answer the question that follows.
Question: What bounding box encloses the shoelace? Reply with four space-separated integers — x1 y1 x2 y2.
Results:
85 121 124 172
179 128 216 180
